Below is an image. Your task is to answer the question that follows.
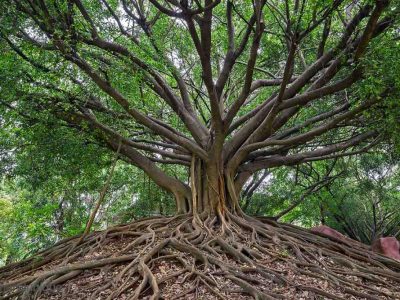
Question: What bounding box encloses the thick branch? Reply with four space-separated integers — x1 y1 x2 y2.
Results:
240 131 377 173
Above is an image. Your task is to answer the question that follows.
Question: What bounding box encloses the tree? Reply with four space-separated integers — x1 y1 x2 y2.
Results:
1 0 400 299
314 153 400 244
241 153 400 243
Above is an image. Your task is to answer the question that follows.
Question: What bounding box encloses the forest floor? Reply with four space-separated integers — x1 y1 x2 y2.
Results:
1 214 400 300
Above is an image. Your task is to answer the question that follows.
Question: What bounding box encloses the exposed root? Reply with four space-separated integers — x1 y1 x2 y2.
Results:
1 214 400 299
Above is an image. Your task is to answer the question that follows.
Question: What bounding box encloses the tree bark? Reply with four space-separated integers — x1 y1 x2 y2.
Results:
187 155 244 220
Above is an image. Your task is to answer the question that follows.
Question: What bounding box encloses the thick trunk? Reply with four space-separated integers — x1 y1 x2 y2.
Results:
185 156 243 218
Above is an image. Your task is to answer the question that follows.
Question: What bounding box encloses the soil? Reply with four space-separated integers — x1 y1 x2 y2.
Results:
1 214 399 300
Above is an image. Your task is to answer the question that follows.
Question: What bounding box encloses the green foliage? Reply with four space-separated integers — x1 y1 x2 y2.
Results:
0 183 58 265
245 152 400 243
0 114 180 264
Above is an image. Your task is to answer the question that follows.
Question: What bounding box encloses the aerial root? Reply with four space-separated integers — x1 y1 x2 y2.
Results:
1 214 400 299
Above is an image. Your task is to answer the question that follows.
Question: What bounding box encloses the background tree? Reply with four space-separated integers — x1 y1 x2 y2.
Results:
242 152 400 243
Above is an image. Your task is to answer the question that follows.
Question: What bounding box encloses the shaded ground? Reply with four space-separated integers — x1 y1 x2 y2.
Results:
1 214 400 300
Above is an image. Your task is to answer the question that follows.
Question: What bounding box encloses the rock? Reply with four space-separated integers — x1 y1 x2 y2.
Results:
371 237 400 260
310 225 348 243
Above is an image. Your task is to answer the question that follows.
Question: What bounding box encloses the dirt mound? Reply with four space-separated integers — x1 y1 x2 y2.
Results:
1 215 400 299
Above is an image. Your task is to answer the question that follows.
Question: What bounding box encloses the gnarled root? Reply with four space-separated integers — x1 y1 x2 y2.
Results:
1 213 400 299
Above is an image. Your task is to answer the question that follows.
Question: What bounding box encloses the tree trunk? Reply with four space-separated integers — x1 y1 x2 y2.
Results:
186 156 242 220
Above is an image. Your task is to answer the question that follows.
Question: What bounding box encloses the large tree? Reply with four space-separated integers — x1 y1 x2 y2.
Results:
1 0 400 299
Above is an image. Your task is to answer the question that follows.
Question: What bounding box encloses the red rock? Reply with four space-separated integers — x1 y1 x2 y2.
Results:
371 237 400 260
310 225 347 242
